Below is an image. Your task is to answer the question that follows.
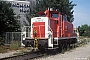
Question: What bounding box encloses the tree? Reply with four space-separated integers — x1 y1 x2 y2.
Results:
23 13 32 26
78 24 90 37
30 0 76 22
0 1 21 36
87 26 90 37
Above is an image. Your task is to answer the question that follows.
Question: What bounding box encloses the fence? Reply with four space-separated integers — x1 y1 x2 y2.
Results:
5 32 22 45
4 26 31 45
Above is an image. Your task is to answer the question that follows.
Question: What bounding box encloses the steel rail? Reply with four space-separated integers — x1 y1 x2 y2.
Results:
0 51 44 60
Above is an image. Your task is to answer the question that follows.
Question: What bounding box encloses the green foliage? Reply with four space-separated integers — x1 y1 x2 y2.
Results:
0 1 21 36
78 24 90 37
23 13 32 26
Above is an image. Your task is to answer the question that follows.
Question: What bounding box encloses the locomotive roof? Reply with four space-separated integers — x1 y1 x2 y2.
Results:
38 10 60 15
38 10 65 16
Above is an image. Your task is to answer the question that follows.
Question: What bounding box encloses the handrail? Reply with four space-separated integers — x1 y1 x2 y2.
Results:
48 25 53 38
23 25 53 39
54 26 61 45
57 26 62 37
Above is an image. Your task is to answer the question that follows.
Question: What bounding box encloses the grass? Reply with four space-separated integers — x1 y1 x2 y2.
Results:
0 41 21 53
0 40 33 54
0 45 7 53
9 41 21 50
77 37 90 47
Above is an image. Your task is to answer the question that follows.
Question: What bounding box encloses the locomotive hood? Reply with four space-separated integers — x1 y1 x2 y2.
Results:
31 17 50 39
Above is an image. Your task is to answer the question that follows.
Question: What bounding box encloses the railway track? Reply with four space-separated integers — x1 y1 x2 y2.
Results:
0 51 44 60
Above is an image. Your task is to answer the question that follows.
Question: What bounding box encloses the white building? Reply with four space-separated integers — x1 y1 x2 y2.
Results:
3 0 36 28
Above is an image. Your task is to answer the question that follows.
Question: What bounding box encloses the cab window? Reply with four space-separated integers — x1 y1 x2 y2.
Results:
51 13 58 18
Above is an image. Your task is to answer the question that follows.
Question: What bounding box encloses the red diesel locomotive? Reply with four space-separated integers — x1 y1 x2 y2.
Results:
22 9 77 50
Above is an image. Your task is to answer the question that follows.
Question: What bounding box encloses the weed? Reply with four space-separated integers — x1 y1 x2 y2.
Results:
9 41 21 50
0 45 7 53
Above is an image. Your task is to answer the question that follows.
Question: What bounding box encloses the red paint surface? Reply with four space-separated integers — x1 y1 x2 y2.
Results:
33 22 45 38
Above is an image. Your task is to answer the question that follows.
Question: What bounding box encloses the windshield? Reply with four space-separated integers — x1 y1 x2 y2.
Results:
40 14 45 17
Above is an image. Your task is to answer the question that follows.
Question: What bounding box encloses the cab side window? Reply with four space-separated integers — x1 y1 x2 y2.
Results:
51 13 58 18
64 16 68 22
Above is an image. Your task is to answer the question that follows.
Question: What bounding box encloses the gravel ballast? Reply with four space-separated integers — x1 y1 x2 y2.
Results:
34 42 90 60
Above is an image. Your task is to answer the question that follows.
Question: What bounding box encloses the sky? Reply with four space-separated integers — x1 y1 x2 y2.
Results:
70 0 90 27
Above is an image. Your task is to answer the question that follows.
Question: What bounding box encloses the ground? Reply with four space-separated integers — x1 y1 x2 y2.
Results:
34 42 90 60
0 38 90 60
